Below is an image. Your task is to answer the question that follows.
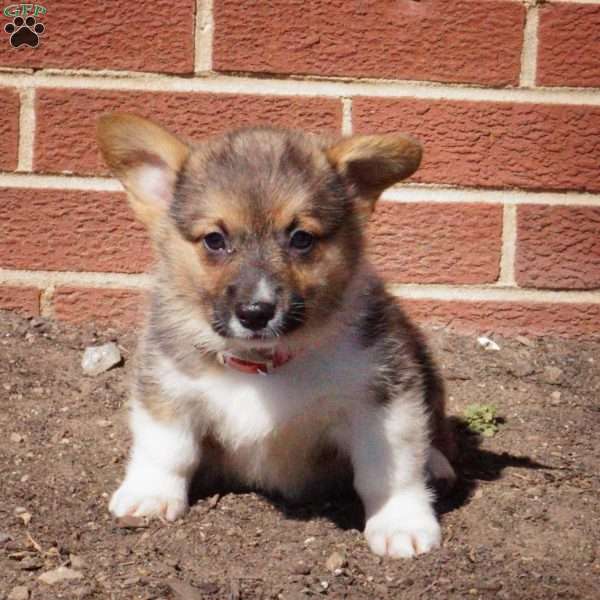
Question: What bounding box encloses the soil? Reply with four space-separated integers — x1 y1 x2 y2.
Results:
0 310 598 600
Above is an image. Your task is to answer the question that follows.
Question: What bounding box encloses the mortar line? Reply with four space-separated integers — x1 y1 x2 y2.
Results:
0 269 151 289
520 3 540 88
16 88 35 172
499 204 518 285
2 269 599 304
381 186 600 207
2 72 600 106
0 173 122 190
548 0 600 4
195 0 214 73
2 172 600 207
341 98 353 135
388 284 600 304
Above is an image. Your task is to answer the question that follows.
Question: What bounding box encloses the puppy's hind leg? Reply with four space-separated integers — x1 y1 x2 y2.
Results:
109 401 201 521
426 446 457 497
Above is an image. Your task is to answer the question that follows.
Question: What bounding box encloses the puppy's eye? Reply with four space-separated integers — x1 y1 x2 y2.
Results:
203 232 227 252
289 229 314 252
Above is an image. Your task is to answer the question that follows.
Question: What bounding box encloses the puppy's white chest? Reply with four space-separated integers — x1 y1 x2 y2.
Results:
158 333 373 447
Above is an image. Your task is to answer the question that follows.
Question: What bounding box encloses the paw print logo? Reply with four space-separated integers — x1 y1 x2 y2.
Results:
4 16 45 48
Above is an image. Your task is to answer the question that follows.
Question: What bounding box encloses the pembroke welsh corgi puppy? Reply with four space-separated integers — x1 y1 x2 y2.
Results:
97 114 456 558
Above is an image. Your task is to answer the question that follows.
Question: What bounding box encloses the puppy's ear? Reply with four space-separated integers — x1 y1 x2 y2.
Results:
326 134 422 219
97 113 190 228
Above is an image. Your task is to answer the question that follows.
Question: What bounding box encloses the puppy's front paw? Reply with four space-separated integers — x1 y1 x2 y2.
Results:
364 504 441 558
109 479 188 522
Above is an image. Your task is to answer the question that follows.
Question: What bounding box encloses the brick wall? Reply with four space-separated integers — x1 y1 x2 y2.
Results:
0 0 599 337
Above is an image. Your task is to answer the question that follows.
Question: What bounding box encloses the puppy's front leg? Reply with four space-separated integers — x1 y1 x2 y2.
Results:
109 401 200 521
351 393 440 558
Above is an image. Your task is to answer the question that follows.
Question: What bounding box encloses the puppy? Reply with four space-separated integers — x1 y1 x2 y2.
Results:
97 114 456 558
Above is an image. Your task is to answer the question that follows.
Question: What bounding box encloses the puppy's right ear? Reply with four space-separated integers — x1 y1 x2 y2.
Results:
97 113 190 229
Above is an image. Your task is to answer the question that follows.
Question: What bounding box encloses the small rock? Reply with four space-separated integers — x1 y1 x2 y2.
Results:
0 532 12 544
444 366 472 381
197 584 219 596
325 551 347 572
292 561 312 575
39 566 84 585
73 586 94 599
479 581 502 591
477 336 500 351
10 433 24 443
507 361 535 378
95 419 112 428
81 343 122 376
8 586 29 600
29 317 50 331
70 554 86 569
550 391 562 406
168 579 205 600
542 366 563 385
17 512 32 526
516 335 535 347
115 515 149 529
18 556 42 571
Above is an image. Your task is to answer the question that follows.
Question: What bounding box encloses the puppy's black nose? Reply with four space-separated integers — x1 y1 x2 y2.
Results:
235 302 276 331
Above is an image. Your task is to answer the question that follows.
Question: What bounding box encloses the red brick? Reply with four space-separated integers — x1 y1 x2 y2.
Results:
53 287 143 328
402 299 600 339
214 0 524 86
354 98 600 192
0 1 194 74
516 205 600 290
35 89 342 175
538 4 600 87
368 202 502 284
0 188 150 273
0 286 40 317
0 88 19 171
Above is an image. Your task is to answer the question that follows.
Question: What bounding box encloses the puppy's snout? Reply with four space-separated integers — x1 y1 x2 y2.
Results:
235 302 276 331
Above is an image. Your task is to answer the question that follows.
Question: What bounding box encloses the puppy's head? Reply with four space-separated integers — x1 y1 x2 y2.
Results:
97 114 421 351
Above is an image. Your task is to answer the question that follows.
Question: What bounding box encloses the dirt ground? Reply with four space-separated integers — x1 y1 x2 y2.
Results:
0 310 599 600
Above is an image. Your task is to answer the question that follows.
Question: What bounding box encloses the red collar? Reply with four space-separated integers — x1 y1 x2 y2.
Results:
218 347 292 375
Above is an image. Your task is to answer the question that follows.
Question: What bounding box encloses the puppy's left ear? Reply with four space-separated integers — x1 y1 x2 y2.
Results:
326 134 422 218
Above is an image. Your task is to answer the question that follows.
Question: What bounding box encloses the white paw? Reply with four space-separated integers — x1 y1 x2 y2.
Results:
364 500 441 558
109 479 188 522
365 521 441 558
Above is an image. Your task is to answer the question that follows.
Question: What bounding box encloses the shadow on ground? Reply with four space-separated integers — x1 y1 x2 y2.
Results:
436 416 553 516
189 416 553 533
